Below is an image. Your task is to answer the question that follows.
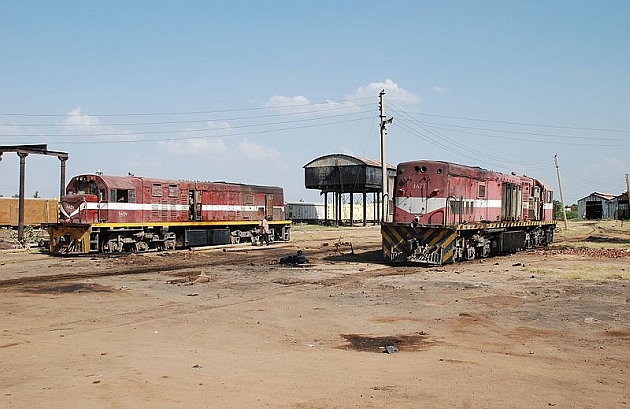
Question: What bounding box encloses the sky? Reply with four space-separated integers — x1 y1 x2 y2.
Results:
1 1 628 205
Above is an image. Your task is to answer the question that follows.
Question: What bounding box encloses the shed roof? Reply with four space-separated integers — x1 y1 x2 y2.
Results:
580 192 617 201
303 153 396 193
303 153 395 170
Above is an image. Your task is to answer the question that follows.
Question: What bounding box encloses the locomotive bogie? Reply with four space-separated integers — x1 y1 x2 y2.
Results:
383 221 556 265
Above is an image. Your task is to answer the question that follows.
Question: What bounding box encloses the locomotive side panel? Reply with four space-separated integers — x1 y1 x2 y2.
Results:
139 178 191 223
394 161 529 225
100 177 145 224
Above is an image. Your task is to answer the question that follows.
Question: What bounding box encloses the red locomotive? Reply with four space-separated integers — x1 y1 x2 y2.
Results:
382 160 556 265
48 173 291 254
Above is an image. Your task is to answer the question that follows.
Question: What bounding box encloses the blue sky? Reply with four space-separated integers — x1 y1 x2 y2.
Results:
1 1 628 204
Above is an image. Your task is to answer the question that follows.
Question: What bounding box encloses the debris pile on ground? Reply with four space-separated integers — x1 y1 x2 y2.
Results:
333 238 354 254
538 247 630 258
279 250 308 265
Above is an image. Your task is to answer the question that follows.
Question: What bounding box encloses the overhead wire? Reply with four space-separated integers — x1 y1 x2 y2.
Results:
43 115 375 145
2 110 375 139
406 120 630 147
0 95 375 118
387 100 554 171
1 100 376 127
393 109 629 134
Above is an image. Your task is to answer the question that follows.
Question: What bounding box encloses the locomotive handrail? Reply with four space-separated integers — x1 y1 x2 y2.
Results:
80 199 88 224
445 196 458 225
98 200 106 223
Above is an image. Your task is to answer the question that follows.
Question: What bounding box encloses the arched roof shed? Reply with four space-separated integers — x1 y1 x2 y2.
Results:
302 154 396 225
303 154 396 193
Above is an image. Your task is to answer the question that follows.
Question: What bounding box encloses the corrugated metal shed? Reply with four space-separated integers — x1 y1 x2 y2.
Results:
616 191 629 220
303 154 397 225
303 154 395 192
577 192 618 220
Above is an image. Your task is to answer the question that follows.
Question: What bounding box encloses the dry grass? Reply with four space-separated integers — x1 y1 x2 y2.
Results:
529 265 629 281
554 219 630 249
530 220 630 280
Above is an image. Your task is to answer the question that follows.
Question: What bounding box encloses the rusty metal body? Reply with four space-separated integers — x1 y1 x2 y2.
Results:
382 160 556 265
48 174 290 254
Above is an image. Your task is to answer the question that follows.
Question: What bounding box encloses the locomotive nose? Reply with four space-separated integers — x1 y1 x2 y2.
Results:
60 197 85 223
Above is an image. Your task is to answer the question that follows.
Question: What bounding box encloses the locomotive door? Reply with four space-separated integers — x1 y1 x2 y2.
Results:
98 188 108 222
188 190 203 221
265 195 274 220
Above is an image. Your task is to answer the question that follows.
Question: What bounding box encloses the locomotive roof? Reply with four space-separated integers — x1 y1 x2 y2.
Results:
398 160 553 190
73 174 282 190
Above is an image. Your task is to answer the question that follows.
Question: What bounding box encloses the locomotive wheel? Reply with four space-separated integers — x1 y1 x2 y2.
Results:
102 239 122 253
465 246 476 261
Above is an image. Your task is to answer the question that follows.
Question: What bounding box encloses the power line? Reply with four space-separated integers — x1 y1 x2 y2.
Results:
408 120 630 144
393 108 630 134
386 103 630 147
0 101 375 127
387 102 554 170
0 96 375 118
1 111 375 138
33 115 377 145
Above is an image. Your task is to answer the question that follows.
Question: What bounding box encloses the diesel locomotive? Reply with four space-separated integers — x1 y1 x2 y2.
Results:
48 173 291 254
382 160 556 265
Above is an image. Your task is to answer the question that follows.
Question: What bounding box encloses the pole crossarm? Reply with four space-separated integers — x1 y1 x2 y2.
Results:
0 144 69 161
0 144 69 244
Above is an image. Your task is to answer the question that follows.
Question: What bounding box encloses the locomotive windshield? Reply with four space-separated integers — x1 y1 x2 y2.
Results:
68 180 98 196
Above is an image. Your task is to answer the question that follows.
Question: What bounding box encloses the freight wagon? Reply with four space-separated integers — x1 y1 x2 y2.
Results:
285 202 326 223
0 197 58 227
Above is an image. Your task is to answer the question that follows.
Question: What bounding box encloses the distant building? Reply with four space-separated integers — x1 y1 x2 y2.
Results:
285 201 379 224
617 191 629 220
285 202 325 223
577 192 627 220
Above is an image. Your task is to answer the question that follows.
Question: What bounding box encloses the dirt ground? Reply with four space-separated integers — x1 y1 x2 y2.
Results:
0 221 629 408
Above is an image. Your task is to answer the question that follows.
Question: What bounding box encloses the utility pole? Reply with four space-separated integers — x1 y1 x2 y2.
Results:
554 154 568 230
379 90 393 223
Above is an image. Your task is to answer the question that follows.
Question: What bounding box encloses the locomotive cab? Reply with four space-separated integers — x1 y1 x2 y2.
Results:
60 175 102 224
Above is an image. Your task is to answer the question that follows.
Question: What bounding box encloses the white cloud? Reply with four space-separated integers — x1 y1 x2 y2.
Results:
263 94 357 115
265 95 311 108
0 124 28 145
205 120 232 132
335 145 355 156
432 86 447 94
354 79 420 104
0 124 22 136
158 138 228 156
64 106 135 141
156 120 235 156
65 107 102 127
605 157 626 172
237 138 281 160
